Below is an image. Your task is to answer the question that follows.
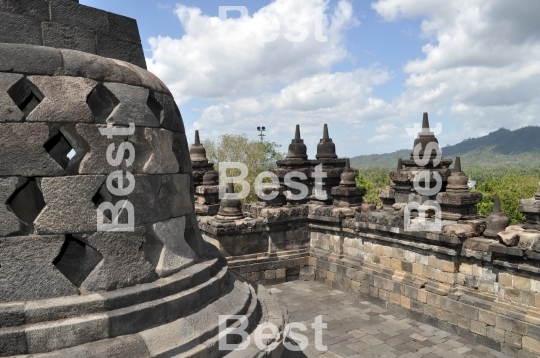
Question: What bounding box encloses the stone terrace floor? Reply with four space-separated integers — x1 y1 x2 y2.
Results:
267 281 510 358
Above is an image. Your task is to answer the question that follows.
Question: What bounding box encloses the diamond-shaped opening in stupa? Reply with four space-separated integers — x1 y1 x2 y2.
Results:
87 83 119 122
6 178 45 232
43 131 75 170
7 77 43 117
53 235 103 288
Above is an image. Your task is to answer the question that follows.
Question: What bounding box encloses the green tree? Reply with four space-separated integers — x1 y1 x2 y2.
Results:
474 174 539 224
202 134 285 203
356 170 390 206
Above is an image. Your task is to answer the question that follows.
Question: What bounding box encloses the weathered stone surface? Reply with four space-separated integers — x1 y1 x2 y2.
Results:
96 34 146 69
79 227 156 291
151 92 184 132
499 231 519 246
0 177 27 237
61 49 142 86
457 219 486 236
172 132 193 174
517 231 540 250
520 198 540 214
185 211 207 257
442 224 475 238
0 329 26 356
361 203 377 213
436 191 483 206
107 13 141 43
160 174 193 217
462 236 498 251
0 72 25 122
111 59 169 94
98 175 170 225
0 0 50 21
0 123 65 176
130 127 179 174
0 302 25 328
0 11 42 45
50 0 108 32
34 175 106 234
146 216 197 277
0 43 63 75
27 76 97 123
42 22 97 53
0 235 79 302
25 313 109 354
63 124 128 174
101 82 159 127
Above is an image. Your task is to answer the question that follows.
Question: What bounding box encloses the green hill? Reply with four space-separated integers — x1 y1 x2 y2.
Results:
351 126 540 170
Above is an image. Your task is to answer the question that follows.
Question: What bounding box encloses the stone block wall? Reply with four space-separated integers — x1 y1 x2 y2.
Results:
199 213 311 285
307 221 540 357
0 0 146 68
205 209 540 357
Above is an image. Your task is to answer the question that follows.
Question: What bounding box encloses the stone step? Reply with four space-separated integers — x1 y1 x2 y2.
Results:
174 274 262 358
0 263 229 356
225 284 287 358
18 273 250 358
0 258 222 329
138 275 253 358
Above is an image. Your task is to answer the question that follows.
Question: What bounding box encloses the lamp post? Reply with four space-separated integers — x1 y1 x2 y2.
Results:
257 126 266 141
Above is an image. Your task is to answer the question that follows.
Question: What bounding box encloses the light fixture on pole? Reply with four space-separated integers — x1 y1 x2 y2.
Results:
257 126 266 141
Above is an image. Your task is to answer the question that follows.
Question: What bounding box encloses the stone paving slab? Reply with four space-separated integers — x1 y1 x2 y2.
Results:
268 281 510 358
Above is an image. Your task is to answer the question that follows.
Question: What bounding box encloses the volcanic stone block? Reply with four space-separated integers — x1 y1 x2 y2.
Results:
442 224 475 238
61 49 142 86
172 132 193 174
0 0 50 21
42 22 97 54
79 227 156 291
97 33 146 69
130 127 179 174
0 235 79 302
185 211 207 257
50 0 108 32
0 11 42 45
107 12 141 43
0 177 27 237
101 82 159 127
111 59 169 94
0 43 64 76
518 232 540 250
151 92 185 132
98 175 170 225
34 175 106 234
63 124 128 174
25 313 109 354
499 231 520 246
0 329 26 356
0 72 25 122
146 216 197 277
160 174 193 217
0 123 65 176
520 198 540 214
27 76 97 123
0 302 25 328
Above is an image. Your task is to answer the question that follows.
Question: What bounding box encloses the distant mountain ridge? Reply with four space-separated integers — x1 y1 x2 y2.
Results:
351 126 540 169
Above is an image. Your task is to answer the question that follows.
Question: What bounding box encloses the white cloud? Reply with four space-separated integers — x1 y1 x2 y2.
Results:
147 0 358 104
192 67 392 147
372 0 540 133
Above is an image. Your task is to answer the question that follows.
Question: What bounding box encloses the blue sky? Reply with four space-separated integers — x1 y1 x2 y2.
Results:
82 0 540 158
